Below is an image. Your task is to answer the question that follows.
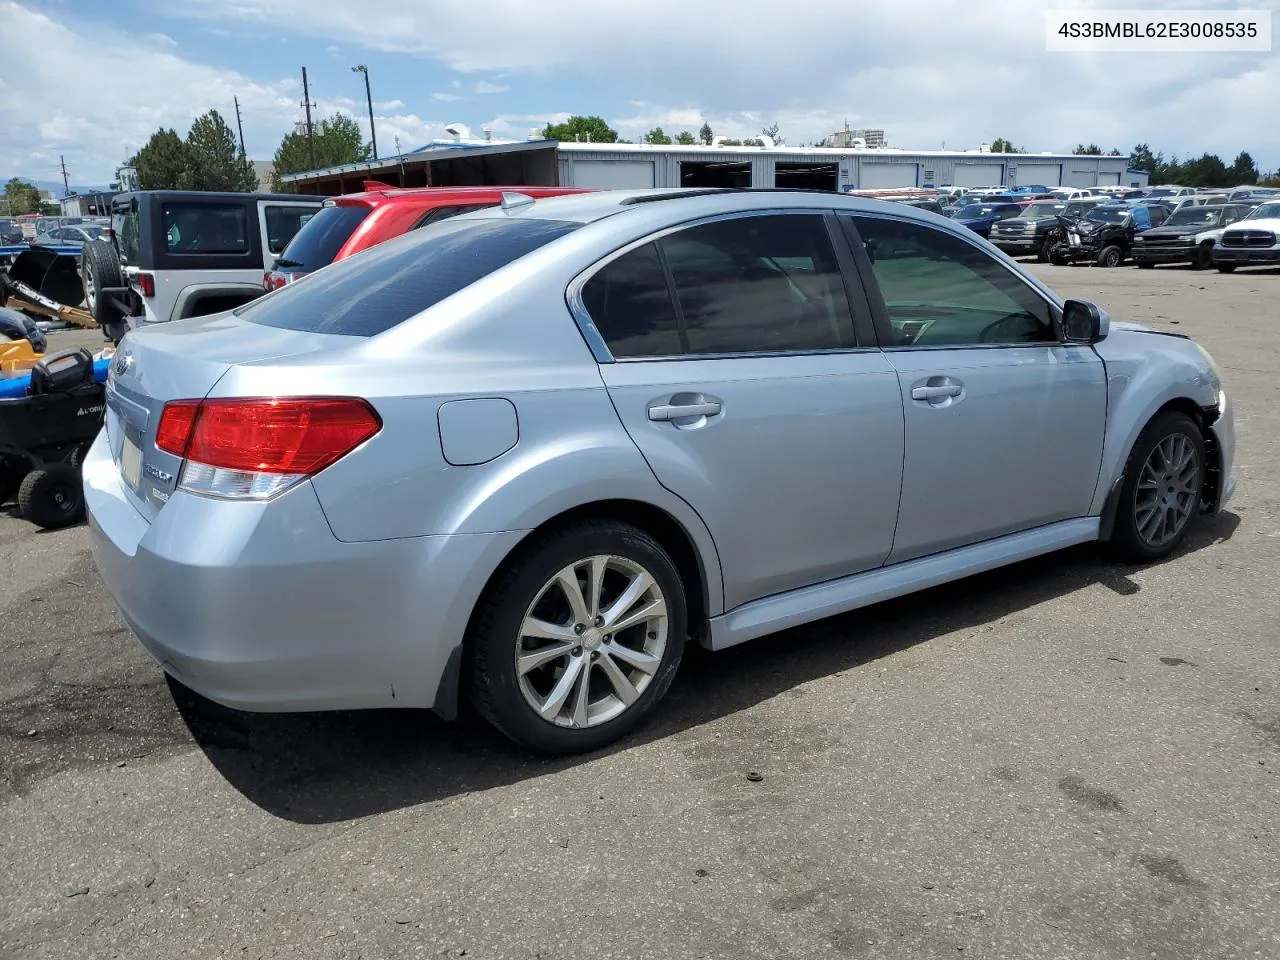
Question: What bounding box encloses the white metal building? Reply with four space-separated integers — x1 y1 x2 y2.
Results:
556 143 1141 192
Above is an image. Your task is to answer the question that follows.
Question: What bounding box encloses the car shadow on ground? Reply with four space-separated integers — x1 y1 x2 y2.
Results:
174 511 1240 824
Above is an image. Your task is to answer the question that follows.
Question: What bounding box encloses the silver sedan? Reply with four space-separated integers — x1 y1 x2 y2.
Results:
85 188 1236 754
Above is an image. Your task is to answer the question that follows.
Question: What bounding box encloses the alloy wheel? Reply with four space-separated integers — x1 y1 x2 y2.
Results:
1133 433 1200 549
515 555 668 729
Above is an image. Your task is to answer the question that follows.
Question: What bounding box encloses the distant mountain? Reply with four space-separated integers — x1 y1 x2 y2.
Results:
2 177 114 197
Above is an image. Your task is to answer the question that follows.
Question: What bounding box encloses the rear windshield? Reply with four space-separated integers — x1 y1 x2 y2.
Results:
240 216 580 337
273 204 372 271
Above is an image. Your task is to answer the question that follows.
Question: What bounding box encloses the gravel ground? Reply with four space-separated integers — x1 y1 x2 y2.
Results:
1 265 1277 960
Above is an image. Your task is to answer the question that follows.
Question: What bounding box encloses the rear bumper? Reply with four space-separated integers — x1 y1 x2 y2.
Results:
1213 248 1280 265
83 429 524 713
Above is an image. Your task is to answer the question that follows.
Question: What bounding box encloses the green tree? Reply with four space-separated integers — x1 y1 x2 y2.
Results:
3 177 44 215
675 131 696 145
541 115 619 143
990 137 1018 153
1180 153 1230 188
719 138 742 146
761 122 784 146
698 121 713 146
1106 147 1123 156
129 128 189 190
271 114 372 190
643 127 672 145
1129 143 1157 174
1073 143 1103 155
183 109 257 191
1229 151 1258 185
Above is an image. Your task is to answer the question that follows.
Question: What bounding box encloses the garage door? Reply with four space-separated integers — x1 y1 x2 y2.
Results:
570 160 655 189
1065 168 1096 187
1097 171 1121 185
952 162 1005 187
1011 162 1062 187
859 162 919 188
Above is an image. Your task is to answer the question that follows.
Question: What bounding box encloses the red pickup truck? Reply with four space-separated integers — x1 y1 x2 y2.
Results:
264 183 593 290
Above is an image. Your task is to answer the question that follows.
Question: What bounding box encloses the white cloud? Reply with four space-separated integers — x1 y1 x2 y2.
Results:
431 92 464 102
168 0 1280 169
144 32 177 47
0 2 308 182
375 99 405 110
474 80 510 95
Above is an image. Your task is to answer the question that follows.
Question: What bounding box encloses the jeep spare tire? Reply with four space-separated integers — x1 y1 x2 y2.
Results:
81 239 126 326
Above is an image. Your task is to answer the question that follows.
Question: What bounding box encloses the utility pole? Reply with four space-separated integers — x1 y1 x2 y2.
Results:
351 64 378 160
59 155 69 195
301 66 317 169
234 96 247 157
394 136 405 186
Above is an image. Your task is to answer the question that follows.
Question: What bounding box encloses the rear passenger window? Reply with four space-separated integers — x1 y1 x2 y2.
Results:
581 243 683 358
662 215 855 355
162 203 250 255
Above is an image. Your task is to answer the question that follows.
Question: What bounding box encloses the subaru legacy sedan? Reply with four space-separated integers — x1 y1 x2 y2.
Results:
85 188 1236 755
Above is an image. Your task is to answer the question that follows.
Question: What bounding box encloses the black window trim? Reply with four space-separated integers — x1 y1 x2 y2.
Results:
565 207 875 364
838 211 1075 352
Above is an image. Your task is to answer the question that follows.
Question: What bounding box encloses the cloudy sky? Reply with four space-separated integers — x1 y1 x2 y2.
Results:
3 0 1277 187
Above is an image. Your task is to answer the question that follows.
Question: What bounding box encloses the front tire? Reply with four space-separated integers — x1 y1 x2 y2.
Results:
1192 244 1213 270
1097 244 1123 268
468 519 687 754
1108 411 1205 563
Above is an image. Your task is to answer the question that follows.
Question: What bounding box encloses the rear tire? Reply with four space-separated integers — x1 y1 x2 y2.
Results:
468 519 687 755
80 239 125 327
1108 411 1205 564
1216 263 1237 274
17 464 85 529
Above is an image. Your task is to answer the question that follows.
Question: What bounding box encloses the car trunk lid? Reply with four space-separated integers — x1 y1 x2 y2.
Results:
105 311 359 521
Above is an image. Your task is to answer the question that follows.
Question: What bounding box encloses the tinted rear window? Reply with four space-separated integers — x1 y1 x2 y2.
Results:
274 204 371 270
240 216 579 336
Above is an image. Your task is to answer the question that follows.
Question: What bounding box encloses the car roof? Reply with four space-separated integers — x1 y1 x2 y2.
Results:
328 184 593 209
451 187 985 235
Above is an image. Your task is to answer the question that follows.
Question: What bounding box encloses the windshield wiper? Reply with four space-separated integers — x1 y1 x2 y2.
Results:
273 258 303 268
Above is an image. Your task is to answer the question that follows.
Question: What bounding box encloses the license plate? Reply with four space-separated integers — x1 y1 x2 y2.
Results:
121 434 142 490
1069 234 1080 247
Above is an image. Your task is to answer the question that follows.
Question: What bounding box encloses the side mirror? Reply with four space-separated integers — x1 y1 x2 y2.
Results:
1061 299 1108 344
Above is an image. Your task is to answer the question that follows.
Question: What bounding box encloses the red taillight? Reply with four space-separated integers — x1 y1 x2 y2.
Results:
263 271 272 291
156 398 381 475
155 399 200 455
136 272 155 297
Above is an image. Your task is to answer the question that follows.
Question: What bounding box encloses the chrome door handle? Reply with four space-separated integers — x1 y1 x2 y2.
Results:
911 384 962 401
648 400 722 421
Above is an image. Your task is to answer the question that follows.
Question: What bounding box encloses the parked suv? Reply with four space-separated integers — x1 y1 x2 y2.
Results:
1132 204 1255 270
1213 201 1280 273
989 198 1101 261
1048 203 1168 267
264 184 591 290
80 191 325 344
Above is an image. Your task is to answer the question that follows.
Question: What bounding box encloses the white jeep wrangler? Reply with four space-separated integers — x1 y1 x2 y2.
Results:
80 190 325 343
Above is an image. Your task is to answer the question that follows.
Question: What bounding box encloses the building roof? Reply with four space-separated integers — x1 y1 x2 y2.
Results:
556 142 1123 161
278 138 557 184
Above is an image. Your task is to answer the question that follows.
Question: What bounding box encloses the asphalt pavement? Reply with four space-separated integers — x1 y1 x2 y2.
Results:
1 265 1278 960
